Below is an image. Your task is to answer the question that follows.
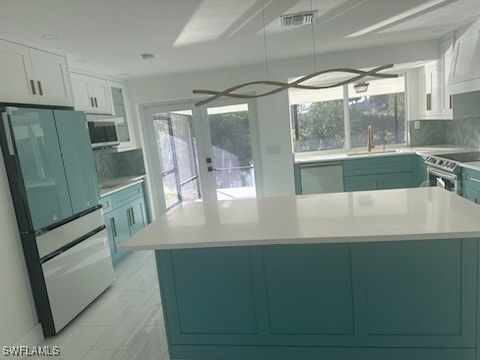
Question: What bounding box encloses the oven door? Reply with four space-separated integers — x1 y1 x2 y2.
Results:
427 166 460 194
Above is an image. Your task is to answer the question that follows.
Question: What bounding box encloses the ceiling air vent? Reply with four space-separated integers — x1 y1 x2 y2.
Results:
280 10 318 28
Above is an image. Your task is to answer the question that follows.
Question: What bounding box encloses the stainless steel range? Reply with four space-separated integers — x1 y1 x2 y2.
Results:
424 151 480 194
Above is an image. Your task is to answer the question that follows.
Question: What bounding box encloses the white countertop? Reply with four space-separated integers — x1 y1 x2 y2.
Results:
119 187 480 251
99 175 146 197
294 145 478 164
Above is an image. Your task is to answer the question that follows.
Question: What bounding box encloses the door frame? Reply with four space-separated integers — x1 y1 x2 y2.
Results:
140 97 263 218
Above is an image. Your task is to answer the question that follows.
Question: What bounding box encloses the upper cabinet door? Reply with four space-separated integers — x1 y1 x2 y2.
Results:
53 110 100 214
70 73 91 111
29 49 73 107
0 40 36 104
86 77 111 114
70 73 112 114
9 107 73 230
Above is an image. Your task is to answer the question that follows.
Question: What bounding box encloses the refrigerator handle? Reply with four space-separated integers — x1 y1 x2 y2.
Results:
2 113 15 156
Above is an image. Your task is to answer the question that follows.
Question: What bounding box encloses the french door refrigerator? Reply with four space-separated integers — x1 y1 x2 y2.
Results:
0 106 114 336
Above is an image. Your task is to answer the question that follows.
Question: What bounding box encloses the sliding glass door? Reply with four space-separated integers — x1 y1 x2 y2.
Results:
143 99 260 213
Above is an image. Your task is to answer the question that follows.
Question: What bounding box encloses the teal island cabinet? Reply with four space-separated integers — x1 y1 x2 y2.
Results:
101 181 148 265
120 187 480 360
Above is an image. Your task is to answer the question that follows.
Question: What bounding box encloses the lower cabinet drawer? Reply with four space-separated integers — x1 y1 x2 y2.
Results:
111 183 142 207
343 155 412 177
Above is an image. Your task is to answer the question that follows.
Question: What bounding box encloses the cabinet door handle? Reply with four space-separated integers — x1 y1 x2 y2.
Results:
111 218 117 237
90 97 94 107
129 207 136 226
449 94 453 109
37 81 43 96
94 97 98 107
30 79 36 95
470 178 480 184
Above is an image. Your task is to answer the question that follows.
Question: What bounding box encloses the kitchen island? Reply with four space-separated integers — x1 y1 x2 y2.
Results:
120 187 480 360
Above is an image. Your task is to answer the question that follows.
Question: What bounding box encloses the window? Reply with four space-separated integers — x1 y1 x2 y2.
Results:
289 76 405 152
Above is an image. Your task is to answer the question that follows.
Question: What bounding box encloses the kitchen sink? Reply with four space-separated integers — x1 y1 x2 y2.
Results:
346 149 400 156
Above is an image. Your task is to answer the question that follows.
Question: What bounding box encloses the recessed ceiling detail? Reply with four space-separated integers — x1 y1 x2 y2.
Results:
41 34 58 40
141 53 155 60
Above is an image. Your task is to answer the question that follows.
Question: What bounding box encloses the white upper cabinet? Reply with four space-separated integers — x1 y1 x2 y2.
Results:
0 39 72 106
29 48 72 107
70 73 112 114
450 19 480 94
416 37 454 120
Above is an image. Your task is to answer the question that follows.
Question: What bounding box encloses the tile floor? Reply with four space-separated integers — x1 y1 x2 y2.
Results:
35 251 170 360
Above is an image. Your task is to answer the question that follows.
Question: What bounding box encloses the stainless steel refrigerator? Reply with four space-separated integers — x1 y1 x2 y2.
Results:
0 105 114 336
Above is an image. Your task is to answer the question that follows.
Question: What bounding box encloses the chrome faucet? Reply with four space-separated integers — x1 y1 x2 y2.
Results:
367 125 375 152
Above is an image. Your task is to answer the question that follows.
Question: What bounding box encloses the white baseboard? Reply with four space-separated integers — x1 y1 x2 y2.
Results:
12 323 44 347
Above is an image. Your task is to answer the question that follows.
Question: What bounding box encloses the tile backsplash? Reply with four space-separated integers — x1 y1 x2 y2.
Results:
409 117 480 148
94 149 145 183
408 120 448 147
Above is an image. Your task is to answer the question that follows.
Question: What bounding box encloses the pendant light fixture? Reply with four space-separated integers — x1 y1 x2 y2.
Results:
192 1 397 107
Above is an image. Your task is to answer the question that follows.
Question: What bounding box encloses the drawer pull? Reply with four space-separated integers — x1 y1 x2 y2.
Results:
111 218 117 237
128 207 136 226
469 177 480 184
30 79 36 95
94 97 98 108
37 80 43 96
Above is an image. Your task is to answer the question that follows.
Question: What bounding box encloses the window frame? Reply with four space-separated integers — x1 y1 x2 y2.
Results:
290 76 407 153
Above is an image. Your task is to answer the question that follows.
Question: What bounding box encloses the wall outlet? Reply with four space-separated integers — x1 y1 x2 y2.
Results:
414 121 421 130
266 144 281 154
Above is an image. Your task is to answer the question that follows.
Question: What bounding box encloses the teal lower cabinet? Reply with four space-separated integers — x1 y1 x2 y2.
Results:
344 171 413 191
156 238 479 360
462 168 480 204
343 155 415 192
102 182 147 265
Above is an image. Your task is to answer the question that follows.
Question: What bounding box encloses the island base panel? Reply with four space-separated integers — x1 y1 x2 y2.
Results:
155 238 479 360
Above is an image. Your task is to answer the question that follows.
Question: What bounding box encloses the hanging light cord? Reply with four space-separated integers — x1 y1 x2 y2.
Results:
261 0 269 81
310 0 317 73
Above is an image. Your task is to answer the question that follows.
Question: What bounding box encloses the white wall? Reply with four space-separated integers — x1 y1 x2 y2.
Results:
0 157 42 347
127 40 439 202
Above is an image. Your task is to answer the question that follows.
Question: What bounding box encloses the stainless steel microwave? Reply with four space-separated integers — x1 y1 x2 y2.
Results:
87 121 119 149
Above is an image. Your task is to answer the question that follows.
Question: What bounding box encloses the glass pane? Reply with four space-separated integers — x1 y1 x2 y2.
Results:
153 109 201 210
290 100 345 152
349 77 405 148
180 178 200 202
162 172 179 209
171 113 197 184
207 104 256 199
111 87 130 142
153 115 175 173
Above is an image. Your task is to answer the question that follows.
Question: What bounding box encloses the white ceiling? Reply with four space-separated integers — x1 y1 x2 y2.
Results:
0 0 479 79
